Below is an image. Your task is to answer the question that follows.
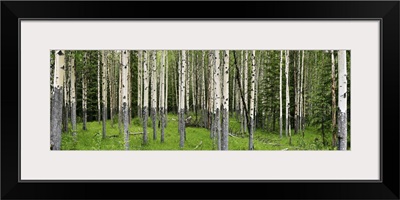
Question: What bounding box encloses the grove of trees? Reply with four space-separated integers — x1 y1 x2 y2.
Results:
50 50 351 150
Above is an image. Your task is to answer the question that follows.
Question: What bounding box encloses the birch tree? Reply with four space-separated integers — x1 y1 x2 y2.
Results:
208 51 214 134
82 52 87 130
279 50 283 138
337 50 347 150
179 50 186 148
97 51 101 124
221 50 229 150
70 52 77 138
243 50 248 133
151 50 157 140
165 51 169 127
160 50 166 143
285 50 290 137
249 50 256 150
50 50 65 150
137 50 142 118
143 50 149 144
122 50 130 150
214 50 221 150
331 50 337 146
300 50 305 135
102 50 108 139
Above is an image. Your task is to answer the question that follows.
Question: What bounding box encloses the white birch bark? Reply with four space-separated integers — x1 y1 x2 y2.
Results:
70 52 76 138
249 50 256 150
102 50 108 138
208 51 214 135
142 50 149 144
151 50 157 140
279 50 283 138
214 50 221 150
186 51 190 113
122 50 130 150
285 50 290 137
50 50 65 150
221 50 229 150
160 50 166 143
97 51 101 123
179 50 186 148
338 50 347 150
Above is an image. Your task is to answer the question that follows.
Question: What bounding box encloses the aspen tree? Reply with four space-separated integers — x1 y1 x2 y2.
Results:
249 50 256 150
50 50 65 150
82 52 87 130
179 50 186 148
243 50 248 133
121 50 130 149
221 50 229 150
70 52 77 138
279 50 283 138
331 50 337 146
143 50 149 144
97 51 101 124
285 50 290 137
160 50 166 142
102 50 108 138
214 50 221 150
151 50 157 140
338 50 347 150
138 51 143 118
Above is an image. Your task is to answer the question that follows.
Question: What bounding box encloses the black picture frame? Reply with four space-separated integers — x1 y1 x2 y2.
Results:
2 1 399 199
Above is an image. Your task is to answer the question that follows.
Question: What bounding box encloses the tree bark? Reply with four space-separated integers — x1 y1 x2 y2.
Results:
70 52 77 139
160 50 166 143
214 50 221 150
82 52 87 130
102 50 108 139
97 51 101 124
331 50 337 147
50 50 65 150
279 50 283 138
122 50 130 150
179 50 186 148
137 50 142 119
151 50 157 140
285 50 290 137
143 50 149 144
221 50 229 150
337 50 347 150
243 50 248 133
249 50 256 150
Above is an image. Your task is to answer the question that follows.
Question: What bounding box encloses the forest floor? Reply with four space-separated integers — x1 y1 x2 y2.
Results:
61 113 336 150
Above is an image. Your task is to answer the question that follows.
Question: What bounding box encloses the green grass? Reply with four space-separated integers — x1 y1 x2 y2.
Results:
61 113 339 150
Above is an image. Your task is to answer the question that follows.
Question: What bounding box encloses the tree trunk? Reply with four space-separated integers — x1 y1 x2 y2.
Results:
208 51 214 135
279 50 283 138
331 50 337 147
82 52 87 130
186 51 190 113
97 51 101 124
337 50 347 150
70 52 77 139
179 50 186 148
214 50 221 150
138 50 142 119
249 50 256 150
221 50 229 150
142 50 149 144
160 50 166 143
243 50 248 133
300 50 305 136
151 50 157 140
201 50 207 128
165 51 169 127
285 50 290 137
63 55 69 133
50 50 65 150
102 50 108 139
122 50 130 150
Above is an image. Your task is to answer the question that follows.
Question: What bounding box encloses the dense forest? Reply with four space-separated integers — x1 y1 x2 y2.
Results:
50 50 350 150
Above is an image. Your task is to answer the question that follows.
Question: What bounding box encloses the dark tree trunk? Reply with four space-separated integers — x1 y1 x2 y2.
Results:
51 87 63 150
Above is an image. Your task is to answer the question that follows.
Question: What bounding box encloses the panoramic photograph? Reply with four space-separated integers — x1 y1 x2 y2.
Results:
50 50 350 150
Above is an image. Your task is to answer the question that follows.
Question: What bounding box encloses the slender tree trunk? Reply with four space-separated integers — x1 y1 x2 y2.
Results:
240 50 244 133
244 50 248 133
82 52 87 130
70 52 77 139
165 51 169 127
191 51 196 113
151 50 157 140
214 50 221 150
50 50 65 150
63 56 69 133
208 51 214 135
285 50 290 137
337 50 347 150
179 50 186 148
249 50 256 150
221 50 229 150
143 50 149 144
201 50 207 128
118 52 122 133
186 51 190 113
160 50 166 143
331 50 337 147
300 50 305 136
138 50 142 119
279 50 283 138
98 51 101 124
102 50 108 139
122 50 130 150
108 54 114 128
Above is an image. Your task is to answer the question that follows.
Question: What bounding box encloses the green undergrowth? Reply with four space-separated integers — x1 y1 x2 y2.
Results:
61 113 343 150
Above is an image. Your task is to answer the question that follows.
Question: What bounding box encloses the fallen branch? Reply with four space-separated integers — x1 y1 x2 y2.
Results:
129 132 143 135
229 133 238 138
194 141 203 150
